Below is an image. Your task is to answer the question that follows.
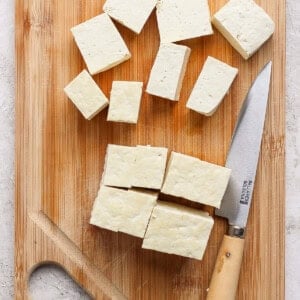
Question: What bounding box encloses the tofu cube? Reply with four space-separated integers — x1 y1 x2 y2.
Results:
103 0 157 34
90 186 157 238
212 0 275 60
132 146 168 190
71 13 131 75
146 43 191 101
186 56 238 116
156 0 213 43
161 152 231 208
142 201 214 260
64 70 109 120
102 144 136 188
107 81 143 124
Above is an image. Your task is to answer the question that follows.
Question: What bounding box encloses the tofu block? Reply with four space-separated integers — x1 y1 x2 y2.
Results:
142 201 214 260
71 13 131 75
212 0 275 60
64 70 109 120
103 0 157 34
132 146 168 189
156 0 213 43
146 43 191 101
186 56 238 116
107 81 143 124
102 144 136 188
161 152 231 208
90 186 157 238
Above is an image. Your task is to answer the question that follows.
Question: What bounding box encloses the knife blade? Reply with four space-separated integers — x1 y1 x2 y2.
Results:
207 61 272 300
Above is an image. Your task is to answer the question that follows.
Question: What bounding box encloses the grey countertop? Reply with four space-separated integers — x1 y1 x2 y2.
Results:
0 0 299 298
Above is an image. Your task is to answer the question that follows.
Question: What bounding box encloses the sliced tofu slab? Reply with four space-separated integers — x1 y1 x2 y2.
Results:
71 13 131 75
64 70 109 120
142 201 214 260
156 0 213 43
212 0 275 60
146 43 191 101
90 186 157 238
161 152 231 208
186 56 238 116
107 81 143 124
103 0 157 34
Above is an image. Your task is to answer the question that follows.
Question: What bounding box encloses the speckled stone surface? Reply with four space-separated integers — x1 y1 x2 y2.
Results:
0 0 299 298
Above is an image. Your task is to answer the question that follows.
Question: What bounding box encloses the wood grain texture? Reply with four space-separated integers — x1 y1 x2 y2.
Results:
15 0 285 299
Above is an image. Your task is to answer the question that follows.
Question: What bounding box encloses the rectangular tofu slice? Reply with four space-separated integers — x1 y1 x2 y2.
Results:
132 146 168 190
186 56 238 116
161 152 231 208
142 201 214 260
102 144 136 188
64 70 109 120
146 43 191 101
71 13 131 75
90 186 157 238
103 0 157 34
156 0 213 43
212 0 275 60
107 81 143 124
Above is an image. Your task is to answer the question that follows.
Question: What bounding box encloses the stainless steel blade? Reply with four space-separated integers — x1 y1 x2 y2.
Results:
216 62 272 228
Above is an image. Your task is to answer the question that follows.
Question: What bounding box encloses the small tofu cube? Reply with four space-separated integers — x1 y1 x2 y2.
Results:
103 0 157 34
142 201 214 260
161 152 231 208
146 43 191 101
107 81 143 124
64 70 109 120
186 56 238 116
156 0 213 43
102 144 136 188
212 0 275 60
132 146 168 190
71 13 131 75
90 186 157 238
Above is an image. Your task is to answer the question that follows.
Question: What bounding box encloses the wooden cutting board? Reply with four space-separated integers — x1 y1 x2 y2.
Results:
15 0 285 299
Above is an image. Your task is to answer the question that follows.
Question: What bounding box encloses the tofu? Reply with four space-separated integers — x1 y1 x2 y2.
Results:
107 81 143 124
64 70 109 120
161 152 231 208
186 56 238 116
146 43 191 101
132 146 168 190
102 144 136 188
156 0 213 43
90 186 157 238
103 0 157 34
71 13 131 75
212 0 275 60
142 201 214 260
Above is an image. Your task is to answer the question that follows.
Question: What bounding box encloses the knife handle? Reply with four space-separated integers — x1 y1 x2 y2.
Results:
207 235 245 300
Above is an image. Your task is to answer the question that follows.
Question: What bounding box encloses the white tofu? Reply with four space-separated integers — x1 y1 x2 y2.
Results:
161 152 231 208
212 0 275 60
102 144 136 188
132 146 168 190
90 186 157 238
71 13 131 75
146 43 191 101
142 201 214 260
186 56 238 116
156 0 213 43
103 0 157 34
107 81 143 124
64 70 109 120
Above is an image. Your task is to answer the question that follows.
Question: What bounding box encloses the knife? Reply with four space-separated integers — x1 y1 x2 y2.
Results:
206 62 272 300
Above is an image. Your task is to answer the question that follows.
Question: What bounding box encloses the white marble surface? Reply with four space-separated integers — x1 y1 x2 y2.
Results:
0 0 299 298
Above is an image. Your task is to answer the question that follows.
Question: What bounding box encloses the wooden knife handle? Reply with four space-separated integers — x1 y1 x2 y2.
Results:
207 235 245 300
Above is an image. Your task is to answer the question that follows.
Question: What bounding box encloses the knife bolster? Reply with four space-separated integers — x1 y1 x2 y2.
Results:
228 225 245 238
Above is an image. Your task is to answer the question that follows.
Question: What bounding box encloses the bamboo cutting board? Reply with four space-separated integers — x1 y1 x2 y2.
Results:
15 0 285 299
